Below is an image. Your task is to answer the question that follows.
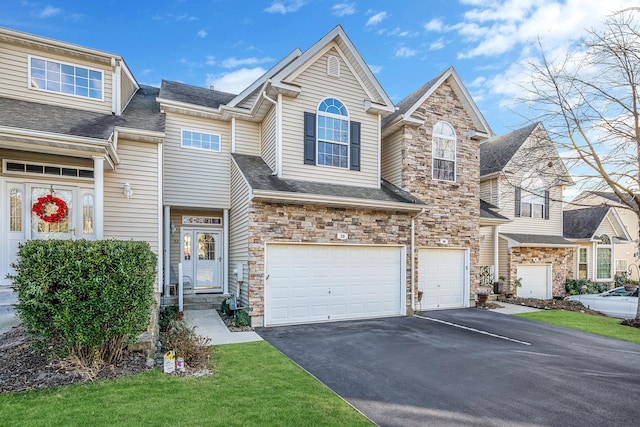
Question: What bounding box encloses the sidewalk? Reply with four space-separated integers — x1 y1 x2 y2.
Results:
184 309 262 345
490 302 541 315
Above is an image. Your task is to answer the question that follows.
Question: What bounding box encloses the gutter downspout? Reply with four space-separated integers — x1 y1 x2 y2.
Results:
261 90 280 176
411 208 428 312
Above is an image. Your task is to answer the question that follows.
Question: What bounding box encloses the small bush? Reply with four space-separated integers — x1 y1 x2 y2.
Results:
220 298 232 316
10 239 157 364
565 278 611 295
234 309 250 327
159 305 182 332
162 319 211 369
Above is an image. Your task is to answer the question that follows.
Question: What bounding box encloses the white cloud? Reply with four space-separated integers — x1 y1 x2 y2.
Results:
366 11 388 26
386 27 418 37
424 18 444 32
264 0 305 14
332 3 356 17
206 56 216 66
429 38 445 51
197 30 208 38
38 5 61 18
368 64 382 74
395 46 417 58
207 68 267 94
221 56 274 69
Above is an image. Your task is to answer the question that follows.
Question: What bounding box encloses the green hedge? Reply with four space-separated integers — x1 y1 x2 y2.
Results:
565 278 611 295
10 239 157 364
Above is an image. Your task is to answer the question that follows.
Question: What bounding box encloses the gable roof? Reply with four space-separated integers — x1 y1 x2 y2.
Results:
480 122 538 176
232 153 425 211
480 199 510 223
576 190 640 211
563 206 631 241
158 80 236 110
382 66 492 139
268 25 395 115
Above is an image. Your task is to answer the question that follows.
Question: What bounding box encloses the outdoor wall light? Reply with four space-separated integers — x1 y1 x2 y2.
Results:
123 181 134 199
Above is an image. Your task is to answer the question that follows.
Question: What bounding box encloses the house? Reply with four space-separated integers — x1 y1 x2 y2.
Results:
563 206 632 282
566 191 640 280
0 27 164 300
479 122 576 298
0 25 493 329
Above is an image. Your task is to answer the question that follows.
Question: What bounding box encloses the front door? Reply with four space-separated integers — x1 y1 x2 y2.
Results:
180 228 223 293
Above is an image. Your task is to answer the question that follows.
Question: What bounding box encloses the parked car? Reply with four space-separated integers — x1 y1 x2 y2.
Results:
567 287 639 319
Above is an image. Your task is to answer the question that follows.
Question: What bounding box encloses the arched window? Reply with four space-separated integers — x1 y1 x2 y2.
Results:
317 98 349 168
432 121 456 181
596 234 612 280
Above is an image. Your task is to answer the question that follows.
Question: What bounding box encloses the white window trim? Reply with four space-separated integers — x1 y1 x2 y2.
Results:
180 128 222 152
595 235 613 281
316 97 350 169
432 121 457 182
520 175 546 219
27 55 105 102
578 247 588 279
3 159 94 180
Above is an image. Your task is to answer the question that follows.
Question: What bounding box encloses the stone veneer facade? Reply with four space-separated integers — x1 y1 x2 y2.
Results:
396 81 482 300
509 247 575 297
246 202 413 324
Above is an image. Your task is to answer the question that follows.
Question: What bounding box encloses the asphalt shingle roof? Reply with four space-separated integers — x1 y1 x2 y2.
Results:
480 122 539 176
501 233 575 246
480 199 510 221
563 206 610 239
381 70 444 126
232 153 425 206
159 80 236 110
0 84 163 139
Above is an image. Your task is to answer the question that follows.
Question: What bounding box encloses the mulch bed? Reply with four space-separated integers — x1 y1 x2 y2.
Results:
0 326 150 394
216 309 254 332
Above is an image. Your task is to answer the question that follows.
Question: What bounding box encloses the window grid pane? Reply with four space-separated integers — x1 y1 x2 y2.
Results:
30 57 102 100
181 130 220 151
596 248 611 279
433 159 455 181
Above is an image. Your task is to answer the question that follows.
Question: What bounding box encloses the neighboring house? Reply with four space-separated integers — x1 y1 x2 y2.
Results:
567 191 640 280
563 206 632 283
0 25 494 328
479 122 576 299
0 27 164 299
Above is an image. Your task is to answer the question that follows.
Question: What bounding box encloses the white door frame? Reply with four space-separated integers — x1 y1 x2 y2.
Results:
180 227 224 293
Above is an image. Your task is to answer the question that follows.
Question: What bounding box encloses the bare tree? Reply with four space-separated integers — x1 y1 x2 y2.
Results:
522 8 640 318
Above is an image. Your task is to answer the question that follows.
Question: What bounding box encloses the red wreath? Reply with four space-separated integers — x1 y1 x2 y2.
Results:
32 194 67 223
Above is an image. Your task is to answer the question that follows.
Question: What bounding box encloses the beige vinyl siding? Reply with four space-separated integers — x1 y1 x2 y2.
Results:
499 180 564 235
104 139 159 253
334 38 384 105
236 88 261 110
229 160 250 305
280 47 379 188
0 42 113 114
163 112 230 208
479 227 495 266
234 120 261 155
261 106 277 170
120 71 138 112
381 128 403 187
595 217 616 238
480 178 498 206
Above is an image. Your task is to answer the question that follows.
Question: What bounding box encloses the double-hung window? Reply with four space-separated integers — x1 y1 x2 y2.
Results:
516 175 549 219
432 121 456 181
303 98 361 170
578 247 588 279
29 56 103 100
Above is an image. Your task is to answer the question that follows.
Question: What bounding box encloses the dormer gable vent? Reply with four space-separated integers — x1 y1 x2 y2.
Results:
327 55 340 77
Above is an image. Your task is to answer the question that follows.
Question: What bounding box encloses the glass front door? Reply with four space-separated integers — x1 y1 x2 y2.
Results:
180 228 223 293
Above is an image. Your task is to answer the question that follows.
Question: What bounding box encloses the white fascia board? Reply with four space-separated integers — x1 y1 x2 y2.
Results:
0 27 120 65
113 126 164 143
157 98 223 118
252 189 425 212
480 217 512 226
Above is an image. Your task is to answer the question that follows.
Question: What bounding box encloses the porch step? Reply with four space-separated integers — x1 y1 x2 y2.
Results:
0 288 17 314
161 294 228 310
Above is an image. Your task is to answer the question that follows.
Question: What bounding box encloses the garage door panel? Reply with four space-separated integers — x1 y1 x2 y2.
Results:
265 245 403 326
418 249 467 310
517 265 549 299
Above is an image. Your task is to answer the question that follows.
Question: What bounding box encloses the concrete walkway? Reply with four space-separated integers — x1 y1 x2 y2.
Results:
184 309 262 345
490 302 541 315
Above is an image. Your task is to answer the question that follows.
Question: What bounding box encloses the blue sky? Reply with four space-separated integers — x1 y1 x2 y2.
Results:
1 0 634 136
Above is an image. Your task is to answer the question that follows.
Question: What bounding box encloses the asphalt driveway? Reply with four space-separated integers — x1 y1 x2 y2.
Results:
257 309 640 427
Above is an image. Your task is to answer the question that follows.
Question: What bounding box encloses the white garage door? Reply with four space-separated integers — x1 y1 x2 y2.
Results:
517 265 550 299
418 249 468 310
265 244 404 326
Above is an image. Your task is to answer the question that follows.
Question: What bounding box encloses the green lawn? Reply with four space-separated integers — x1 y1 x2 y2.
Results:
516 310 640 344
0 341 373 427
